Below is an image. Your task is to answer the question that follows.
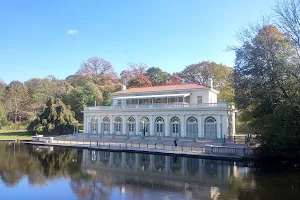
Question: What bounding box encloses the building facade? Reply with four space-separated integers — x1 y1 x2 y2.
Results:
83 83 235 139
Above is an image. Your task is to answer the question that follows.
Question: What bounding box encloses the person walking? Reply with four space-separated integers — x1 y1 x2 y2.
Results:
174 139 177 149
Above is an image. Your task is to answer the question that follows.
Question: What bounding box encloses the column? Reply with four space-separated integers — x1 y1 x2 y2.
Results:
180 157 186 176
135 153 139 171
149 155 154 172
110 116 114 135
122 115 126 135
83 115 87 133
203 115 206 138
231 110 236 136
165 156 170 175
222 114 228 137
98 116 101 134
217 115 221 138
165 115 169 137
136 115 140 136
109 152 113 167
150 115 154 136
180 115 185 138
121 152 126 168
198 115 202 138
87 116 90 134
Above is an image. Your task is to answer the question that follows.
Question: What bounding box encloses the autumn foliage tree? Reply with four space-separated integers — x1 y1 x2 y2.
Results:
234 25 300 158
76 57 120 91
121 63 152 88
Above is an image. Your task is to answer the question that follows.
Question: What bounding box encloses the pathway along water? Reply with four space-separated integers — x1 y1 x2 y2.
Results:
0 143 299 200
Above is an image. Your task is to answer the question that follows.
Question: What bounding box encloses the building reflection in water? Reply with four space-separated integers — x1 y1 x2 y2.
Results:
81 149 251 200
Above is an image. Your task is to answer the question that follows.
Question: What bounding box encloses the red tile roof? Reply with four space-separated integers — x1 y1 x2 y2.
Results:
112 84 208 95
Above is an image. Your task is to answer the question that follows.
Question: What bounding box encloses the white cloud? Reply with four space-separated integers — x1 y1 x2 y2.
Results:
67 29 79 35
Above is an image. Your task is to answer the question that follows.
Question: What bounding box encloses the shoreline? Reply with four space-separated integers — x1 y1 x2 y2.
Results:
23 141 260 161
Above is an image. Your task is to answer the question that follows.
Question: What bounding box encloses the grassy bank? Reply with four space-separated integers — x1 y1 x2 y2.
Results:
0 127 32 140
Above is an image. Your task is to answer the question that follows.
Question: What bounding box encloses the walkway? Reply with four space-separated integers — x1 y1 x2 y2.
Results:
24 133 257 160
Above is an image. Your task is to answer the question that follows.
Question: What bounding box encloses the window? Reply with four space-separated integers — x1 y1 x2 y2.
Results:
103 117 110 132
117 99 121 106
104 123 109 131
186 117 198 138
129 124 134 132
172 124 179 133
156 124 163 132
204 117 217 139
127 117 135 132
197 96 203 104
185 96 190 103
171 117 180 135
115 123 121 131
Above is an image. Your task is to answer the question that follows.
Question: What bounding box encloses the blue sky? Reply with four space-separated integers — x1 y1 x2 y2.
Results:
0 0 276 84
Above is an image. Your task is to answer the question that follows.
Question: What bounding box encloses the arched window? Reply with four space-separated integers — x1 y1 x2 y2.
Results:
170 156 181 174
140 154 150 171
113 152 122 168
187 157 199 175
127 117 135 122
90 117 98 134
102 117 110 134
114 117 122 122
140 117 150 136
126 153 136 169
171 117 180 137
89 150 97 164
155 117 165 137
127 117 135 135
186 117 198 138
99 151 110 165
114 117 122 134
204 117 217 139
154 155 165 171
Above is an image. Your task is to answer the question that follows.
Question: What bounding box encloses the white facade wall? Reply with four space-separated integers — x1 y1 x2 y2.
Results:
83 108 229 138
83 87 233 139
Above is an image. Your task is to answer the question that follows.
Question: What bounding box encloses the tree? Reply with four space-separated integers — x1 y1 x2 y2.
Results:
27 97 77 135
76 57 120 92
179 61 234 103
146 67 170 86
4 81 31 123
165 73 182 85
275 0 300 50
121 63 152 88
0 80 6 103
62 82 102 122
0 104 7 126
234 25 300 158
0 81 7 125
100 91 112 106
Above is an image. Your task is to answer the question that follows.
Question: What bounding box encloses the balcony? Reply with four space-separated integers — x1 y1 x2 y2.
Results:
84 103 228 112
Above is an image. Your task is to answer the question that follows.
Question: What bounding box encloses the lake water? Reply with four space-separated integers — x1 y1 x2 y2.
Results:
0 143 299 200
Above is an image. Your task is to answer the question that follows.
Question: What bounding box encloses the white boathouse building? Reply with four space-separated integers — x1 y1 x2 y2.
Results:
83 83 235 139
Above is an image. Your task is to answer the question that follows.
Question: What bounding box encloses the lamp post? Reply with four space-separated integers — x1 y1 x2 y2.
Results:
73 120 77 135
141 120 145 137
158 120 162 137
174 120 179 138
19 116 21 130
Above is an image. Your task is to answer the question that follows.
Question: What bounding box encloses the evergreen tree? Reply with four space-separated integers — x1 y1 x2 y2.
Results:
28 97 77 135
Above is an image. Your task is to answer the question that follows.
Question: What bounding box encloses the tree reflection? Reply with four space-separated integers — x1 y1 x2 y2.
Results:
0 143 83 187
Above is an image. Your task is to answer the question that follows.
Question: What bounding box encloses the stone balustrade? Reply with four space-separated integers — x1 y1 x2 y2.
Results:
205 145 260 157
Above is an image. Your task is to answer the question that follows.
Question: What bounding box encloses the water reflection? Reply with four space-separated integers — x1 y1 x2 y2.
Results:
0 143 300 200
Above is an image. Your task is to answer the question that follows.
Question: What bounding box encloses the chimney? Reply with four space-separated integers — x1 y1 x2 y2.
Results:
208 77 213 88
121 85 127 91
